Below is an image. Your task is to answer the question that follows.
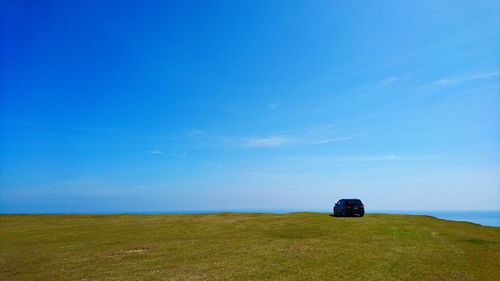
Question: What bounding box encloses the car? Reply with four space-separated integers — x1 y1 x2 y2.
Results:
333 199 365 217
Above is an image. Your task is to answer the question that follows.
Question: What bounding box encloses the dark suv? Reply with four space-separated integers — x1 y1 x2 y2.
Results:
333 199 365 217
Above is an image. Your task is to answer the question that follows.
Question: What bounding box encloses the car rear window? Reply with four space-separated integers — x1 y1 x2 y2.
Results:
346 200 362 206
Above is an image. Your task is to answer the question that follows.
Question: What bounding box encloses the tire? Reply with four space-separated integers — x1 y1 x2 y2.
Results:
359 212 364 217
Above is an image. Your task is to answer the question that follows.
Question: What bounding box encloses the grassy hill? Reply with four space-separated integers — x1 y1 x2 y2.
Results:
1 213 499 280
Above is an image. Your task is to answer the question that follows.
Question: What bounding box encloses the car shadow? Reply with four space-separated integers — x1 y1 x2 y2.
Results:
329 214 363 218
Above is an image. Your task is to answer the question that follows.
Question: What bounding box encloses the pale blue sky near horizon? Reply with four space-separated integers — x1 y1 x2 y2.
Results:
1 0 499 213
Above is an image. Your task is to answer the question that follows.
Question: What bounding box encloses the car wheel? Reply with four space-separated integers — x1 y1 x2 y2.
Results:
359 213 364 217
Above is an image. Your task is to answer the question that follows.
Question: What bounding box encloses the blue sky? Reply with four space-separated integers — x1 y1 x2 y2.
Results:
1 0 499 213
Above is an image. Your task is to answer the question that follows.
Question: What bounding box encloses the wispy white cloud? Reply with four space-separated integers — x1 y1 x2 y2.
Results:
268 102 280 110
302 133 364 145
240 132 362 148
434 71 500 86
186 126 363 149
241 136 290 147
208 162 224 168
148 149 163 155
299 124 364 145
375 76 398 89
301 154 450 163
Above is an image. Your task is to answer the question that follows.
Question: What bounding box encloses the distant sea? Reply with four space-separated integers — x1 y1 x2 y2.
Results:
372 210 500 227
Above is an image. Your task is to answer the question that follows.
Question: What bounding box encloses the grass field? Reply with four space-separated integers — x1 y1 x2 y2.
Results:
1 213 499 280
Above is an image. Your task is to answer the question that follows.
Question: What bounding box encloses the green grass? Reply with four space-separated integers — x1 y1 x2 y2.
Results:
1 213 499 280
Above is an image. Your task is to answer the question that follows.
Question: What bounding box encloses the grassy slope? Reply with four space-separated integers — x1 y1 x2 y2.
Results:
1 213 499 281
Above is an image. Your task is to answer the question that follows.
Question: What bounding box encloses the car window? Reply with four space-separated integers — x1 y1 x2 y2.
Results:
347 200 361 205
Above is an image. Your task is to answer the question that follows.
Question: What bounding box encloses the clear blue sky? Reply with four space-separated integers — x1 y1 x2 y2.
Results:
1 0 499 213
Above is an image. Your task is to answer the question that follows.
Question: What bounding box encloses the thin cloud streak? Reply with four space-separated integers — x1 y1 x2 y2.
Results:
240 133 363 148
434 71 500 86
303 133 365 145
375 76 398 89
241 136 290 147
148 149 163 155
208 162 224 168
295 154 452 163
186 126 363 148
